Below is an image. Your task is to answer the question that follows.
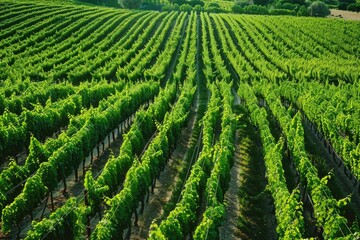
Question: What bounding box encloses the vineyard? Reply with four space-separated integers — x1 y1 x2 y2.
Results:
0 0 360 239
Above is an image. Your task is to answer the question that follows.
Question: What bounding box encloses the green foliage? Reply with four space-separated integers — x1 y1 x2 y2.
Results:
323 0 338 4
308 0 330 17
193 205 225 240
254 0 271 5
204 2 225 12
0 111 27 159
2 175 47 233
347 2 360 11
84 171 109 214
205 6 225 12
297 5 309 15
235 0 251 7
269 8 297 14
191 82 236 239
257 82 352 238
90 24 198 236
162 3 174 10
84 83 176 213
339 0 356 4
274 2 300 10
92 72 196 239
207 2 220 8
194 4 203 11
243 4 269 14
1 3 360 239
25 198 85 240
338 1 349 9
148 223 167 239
239 83 305 238
0 81 124 167
179 4 192 12
279 0 305 5
38 162 57 192
118 0 143 8
1 81 159 232
188 0 204 7
232 4 244 13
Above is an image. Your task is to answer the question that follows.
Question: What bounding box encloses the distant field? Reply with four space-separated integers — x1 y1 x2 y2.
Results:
0 1 360 239
330 9 360 20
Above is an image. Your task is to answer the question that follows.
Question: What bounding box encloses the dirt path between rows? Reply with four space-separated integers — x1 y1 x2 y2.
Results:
130 110 197 239
130 91 199 240
303 117 360 223
219 129 242 239
131 15 199 235
226 106 278 240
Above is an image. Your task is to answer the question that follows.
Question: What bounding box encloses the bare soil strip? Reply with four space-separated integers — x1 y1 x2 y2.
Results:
330 9 360 21
303 117 360 223
130 99 198 239
218 129 242 240
231 107 277 240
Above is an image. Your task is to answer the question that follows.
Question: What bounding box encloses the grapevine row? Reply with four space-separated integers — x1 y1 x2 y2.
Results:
1 81 159 233
91 76 196 239
238 83 304 239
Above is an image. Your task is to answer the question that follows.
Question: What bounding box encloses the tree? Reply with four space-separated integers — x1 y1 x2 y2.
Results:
179 3 192 11
244 4 269 14
283 0 305 5
188 0 204 7
118 0 142 9
338 0 356 9
297 5 309 15
194 4 204 11
232 4 244 13
205 3 224 12
339 0 355 4
347 3 360 11
308 1 330 17
254 0 271 6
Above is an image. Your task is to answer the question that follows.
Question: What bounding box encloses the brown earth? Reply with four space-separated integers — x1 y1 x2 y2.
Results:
329 9 360 21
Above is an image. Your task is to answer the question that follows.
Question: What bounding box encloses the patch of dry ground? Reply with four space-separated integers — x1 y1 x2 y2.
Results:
329 9 360 21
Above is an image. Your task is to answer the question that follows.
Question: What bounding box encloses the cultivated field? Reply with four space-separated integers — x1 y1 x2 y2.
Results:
0 1 360 239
